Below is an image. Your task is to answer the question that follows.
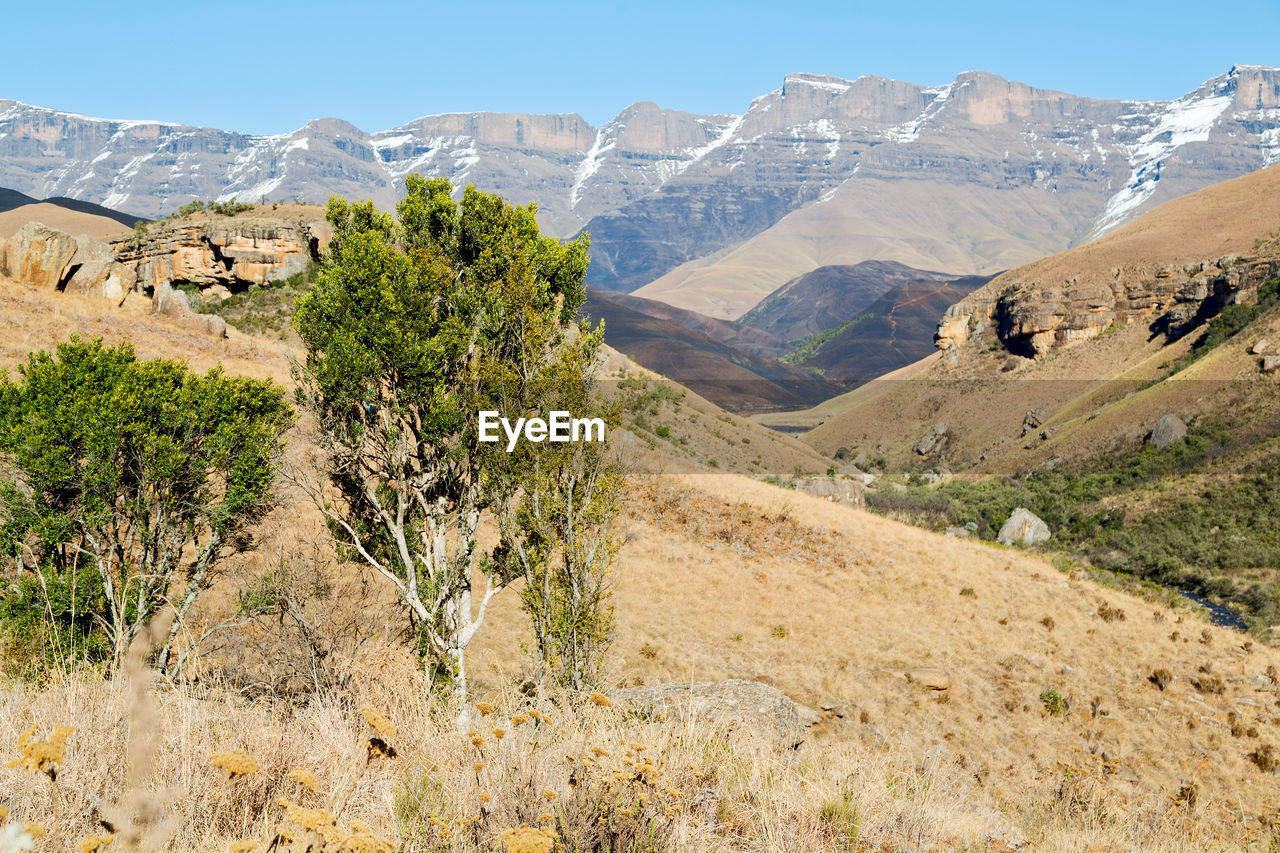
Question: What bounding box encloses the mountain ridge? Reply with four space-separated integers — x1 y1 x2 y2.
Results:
4 65 1279 319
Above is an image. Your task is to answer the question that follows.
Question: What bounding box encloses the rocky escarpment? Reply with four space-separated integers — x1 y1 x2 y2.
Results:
937 253 1280 358
0 214 318 337
110 217 316 294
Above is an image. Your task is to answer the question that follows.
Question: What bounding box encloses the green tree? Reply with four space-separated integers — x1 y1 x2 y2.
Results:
0 338 292 675
292 175 607 716
490 361 624 691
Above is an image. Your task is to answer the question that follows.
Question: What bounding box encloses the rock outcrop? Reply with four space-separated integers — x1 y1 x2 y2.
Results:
0 222 134 303
111 217 314 293
65 234 135 305
790 476 865 508
938 255 1280 359
1 215 314 337
913 422 950 455
11 222 78 290
611 679 807 749
997 508 1051 546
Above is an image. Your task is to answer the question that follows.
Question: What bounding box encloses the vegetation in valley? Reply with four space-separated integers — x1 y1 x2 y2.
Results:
777 313 869 366
866 418 1280 629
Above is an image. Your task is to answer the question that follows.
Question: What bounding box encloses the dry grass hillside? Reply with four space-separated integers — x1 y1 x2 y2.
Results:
0 204 131 241
2 266 1279 851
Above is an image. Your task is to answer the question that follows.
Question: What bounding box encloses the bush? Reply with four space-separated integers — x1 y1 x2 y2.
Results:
0 338 292 676
1040 688 1069 717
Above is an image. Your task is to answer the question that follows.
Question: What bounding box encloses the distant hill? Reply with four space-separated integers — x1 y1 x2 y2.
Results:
581 289 844 412
0 186 146 239
796 273 993 385
740 260 956 342
5 65 1280 321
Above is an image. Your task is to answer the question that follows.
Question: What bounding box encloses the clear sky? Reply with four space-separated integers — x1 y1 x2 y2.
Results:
5 0 1277 135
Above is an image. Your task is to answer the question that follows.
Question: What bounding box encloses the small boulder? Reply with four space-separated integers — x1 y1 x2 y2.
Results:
1263 355 1280 373
152 280 227 338
944 526 972 539
1148 414 1187 449
1252 339 1270 355
913 422 949 455
997 507 1051 546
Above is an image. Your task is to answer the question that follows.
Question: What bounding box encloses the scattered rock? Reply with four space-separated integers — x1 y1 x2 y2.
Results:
913 422 950 455
690 789 722 828
1021 409 1047 437
818 701 847 719
1030 457 1062 476
1148 414 1187 450
903 667 951 691
945 526 972 539
997 508 1051 546
790 477 865 508
611 679 807 749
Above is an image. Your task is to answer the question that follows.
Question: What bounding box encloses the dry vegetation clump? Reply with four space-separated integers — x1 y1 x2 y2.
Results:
628 479 862 573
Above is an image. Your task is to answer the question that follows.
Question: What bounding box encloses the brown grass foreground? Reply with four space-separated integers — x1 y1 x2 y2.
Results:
3 665 1263 853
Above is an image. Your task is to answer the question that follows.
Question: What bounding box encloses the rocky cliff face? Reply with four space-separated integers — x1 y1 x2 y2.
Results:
0 214 317 337
110 217 315 294
2 66 1279 309
937 255 1280 357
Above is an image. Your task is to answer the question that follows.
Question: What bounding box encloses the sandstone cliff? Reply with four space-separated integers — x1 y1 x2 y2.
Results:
110 216 315 294
936 163 1280 358
0 213 318 338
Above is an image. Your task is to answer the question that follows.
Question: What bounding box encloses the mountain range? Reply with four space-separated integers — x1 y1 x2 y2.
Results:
4 65 1279 321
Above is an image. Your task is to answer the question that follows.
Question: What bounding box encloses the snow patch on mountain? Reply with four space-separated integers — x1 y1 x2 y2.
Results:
678 113 745 173
883 83 953 143
1088 88 1234 239
570 125 617 209
784 74 853 94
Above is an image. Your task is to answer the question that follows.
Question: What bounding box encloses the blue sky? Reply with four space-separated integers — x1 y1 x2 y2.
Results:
5 0 1276 134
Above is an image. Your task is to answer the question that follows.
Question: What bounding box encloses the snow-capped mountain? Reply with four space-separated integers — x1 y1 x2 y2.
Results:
1 65 1277 317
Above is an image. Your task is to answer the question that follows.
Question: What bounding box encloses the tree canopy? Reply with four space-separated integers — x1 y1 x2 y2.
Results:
0 337 292 674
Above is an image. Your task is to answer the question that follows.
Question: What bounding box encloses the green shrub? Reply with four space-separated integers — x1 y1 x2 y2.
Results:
1040 688 1069 717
